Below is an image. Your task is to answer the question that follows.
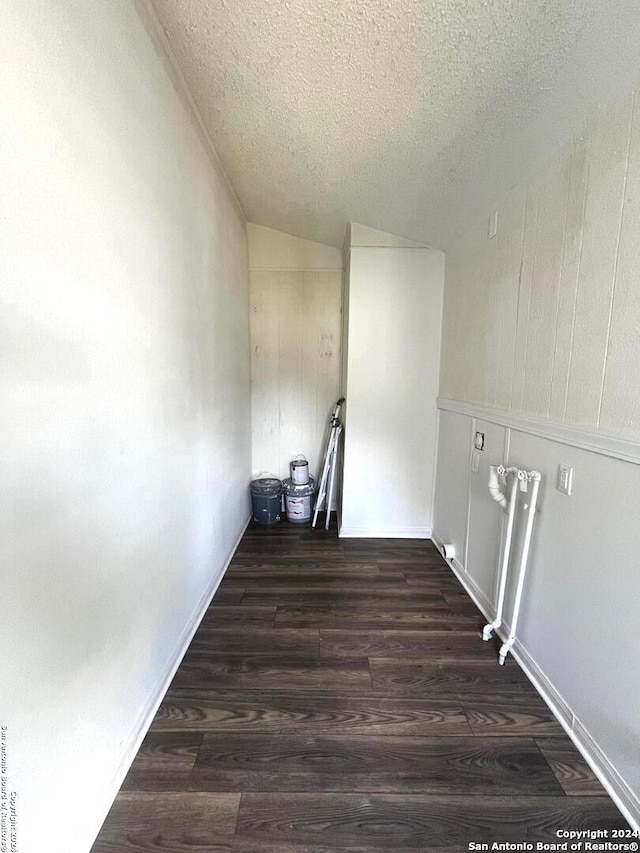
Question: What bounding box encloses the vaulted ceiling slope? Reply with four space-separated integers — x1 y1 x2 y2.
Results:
150 0 640 248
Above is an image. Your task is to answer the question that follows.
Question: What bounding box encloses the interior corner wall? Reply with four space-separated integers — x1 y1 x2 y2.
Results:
434 85 640 827
247 224 343 484
341 232 445 538
0 3 251 852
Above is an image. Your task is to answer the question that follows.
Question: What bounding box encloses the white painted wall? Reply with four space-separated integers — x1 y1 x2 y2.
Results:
440 90 640 442
434 412 510 605
431 409 470 559
435 84 640 830
0 3 251 852
248 225 342 483
465 419 509 604
350 222 432 249
248 223 342 270
432 406 640 828
507 430 640 807
341 230 445 537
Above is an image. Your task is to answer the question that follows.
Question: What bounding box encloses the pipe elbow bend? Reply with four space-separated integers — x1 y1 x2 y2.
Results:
488 465 508 510
490 490 508 511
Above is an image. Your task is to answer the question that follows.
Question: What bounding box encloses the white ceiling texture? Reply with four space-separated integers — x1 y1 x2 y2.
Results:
150 0 640 248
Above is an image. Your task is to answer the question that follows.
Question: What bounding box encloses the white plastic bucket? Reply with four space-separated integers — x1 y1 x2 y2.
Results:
283 476 315 524
290 455 309 485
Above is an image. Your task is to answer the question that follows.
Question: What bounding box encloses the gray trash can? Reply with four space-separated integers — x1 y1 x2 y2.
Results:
250 477 283 524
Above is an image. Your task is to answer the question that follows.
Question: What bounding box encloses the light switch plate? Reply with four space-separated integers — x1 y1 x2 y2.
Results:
471 450 480 474
557 464 574 496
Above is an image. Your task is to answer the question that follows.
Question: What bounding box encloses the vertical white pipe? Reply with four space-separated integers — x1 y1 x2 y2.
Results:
499 473 541 665
482 470 519 641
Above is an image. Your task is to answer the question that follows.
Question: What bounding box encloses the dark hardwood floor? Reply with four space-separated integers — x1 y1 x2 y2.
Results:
91 517 627 852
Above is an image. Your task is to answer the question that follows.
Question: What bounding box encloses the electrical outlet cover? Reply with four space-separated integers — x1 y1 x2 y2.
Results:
557 464 574 496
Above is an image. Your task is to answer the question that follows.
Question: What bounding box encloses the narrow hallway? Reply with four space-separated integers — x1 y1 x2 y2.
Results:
92 522 626 851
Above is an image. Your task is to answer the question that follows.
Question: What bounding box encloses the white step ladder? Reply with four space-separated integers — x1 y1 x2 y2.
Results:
312 398 344 530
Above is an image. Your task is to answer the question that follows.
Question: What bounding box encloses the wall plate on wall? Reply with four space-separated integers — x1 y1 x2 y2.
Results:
474 431 485 451
557 464 574 496
471 449 480 474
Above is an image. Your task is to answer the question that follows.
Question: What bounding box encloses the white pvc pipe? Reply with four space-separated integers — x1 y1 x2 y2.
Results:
488 464 508 510
499 472 541 665
482 469 519 641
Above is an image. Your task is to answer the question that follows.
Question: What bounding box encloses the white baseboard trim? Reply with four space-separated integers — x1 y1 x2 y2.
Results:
570 714 640 830
512 638 639 831
432 528 639 831
90 513 251 845
431 529 495 618
339 525 432 539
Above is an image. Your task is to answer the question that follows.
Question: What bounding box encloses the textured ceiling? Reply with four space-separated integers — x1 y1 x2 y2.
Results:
150 0 640 247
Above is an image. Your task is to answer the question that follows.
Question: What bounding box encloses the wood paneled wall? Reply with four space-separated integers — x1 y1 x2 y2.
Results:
440 91 640 440
250 269 342 482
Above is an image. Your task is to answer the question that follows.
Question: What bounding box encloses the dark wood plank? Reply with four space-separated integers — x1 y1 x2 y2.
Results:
224 572 404 588
237 534 302 545
229 558 378 569
244 528 334 540
234 544 345 557
211 587 245 605
319 629 495 659
187 627 319 656
394 570 459 580
441 592 483 614
226 562 380 574
536 738 609 795
235 580 408 593
241 527 301 537
92 524 630 852
460 695 565 737
378 578 461 593
89 792 240 852
370 657 532 695
233 793 628 852
172 653 372 692
275 606 480 632
403 575 466 589
242 521 304 536
381 560 452 573
120 733 202 791
343 547 444 563
198 606 277 627
188 734 563 794
240 590 451 608
442 591 480 605
150 690 471 735
339 538 438 550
